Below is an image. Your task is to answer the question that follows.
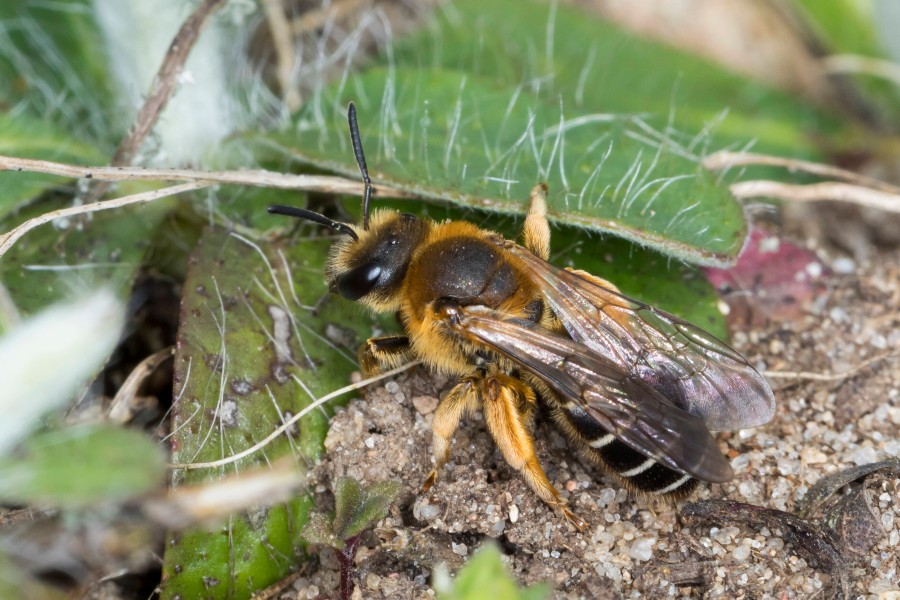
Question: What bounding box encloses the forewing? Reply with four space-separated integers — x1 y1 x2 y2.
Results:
506 243 775 431
450 306 733 483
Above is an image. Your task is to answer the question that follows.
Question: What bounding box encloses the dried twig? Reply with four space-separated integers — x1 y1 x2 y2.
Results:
291 0 367 36
263 0 301 111
764 348 899 382
86 0 227 202
0 155 413 257
729 180 900 214
0 182 211 257
703 151 900 194
108 347 174 424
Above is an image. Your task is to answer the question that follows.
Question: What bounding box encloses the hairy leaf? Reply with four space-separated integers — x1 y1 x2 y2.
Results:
160 227 371 600
0 424 165 506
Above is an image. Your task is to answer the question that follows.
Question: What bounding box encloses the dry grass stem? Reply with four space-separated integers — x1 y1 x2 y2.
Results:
729 180 900 214
822 54 900 87
263 0 301 110
703 150 900 194
143 458 304 529
764 348 899 382
0 182 211 257
108 347 174 424
0 154 409 195
0 154 415 257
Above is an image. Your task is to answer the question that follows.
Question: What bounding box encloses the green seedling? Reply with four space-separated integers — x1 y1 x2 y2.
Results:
301 477 401 600
434 544 550 600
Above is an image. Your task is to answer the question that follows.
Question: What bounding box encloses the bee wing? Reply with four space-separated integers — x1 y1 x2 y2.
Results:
451 306 733 483
506 244 775 432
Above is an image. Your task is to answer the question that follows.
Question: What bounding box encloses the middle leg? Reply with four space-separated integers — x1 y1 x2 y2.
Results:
422 376 481 492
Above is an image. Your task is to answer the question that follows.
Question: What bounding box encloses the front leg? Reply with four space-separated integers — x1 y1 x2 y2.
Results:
358 335 414 376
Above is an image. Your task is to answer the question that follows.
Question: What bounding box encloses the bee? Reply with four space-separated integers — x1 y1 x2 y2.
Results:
269 103 775 530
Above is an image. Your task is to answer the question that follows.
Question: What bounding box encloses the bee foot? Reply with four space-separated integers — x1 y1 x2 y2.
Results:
421 470 438 493
561 506 589 532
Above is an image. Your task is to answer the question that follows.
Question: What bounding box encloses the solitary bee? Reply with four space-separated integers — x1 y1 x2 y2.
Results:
269 103 775 530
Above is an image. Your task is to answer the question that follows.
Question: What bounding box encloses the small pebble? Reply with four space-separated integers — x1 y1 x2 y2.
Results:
411 395 439 414
451 542 468 556
489 519 506 536
732 544 751 562
597 488 616 507
832 257 856 274
509 504 519 523
366 573 381 590
802 447 828 464
851 446 879 465
628 537 656 561
414 501 441 521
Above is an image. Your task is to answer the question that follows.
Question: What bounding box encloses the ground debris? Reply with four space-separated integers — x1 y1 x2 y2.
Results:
303 245 900 599
682 499 849 598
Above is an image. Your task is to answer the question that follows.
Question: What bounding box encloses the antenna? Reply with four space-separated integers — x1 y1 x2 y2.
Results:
267 205 359 241
347 102 373 230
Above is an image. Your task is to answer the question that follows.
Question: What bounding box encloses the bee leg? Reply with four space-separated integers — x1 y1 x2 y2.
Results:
481 373 589 531
522 183 551 260
563 267 621 293
422 377 481 492
358 335 413 377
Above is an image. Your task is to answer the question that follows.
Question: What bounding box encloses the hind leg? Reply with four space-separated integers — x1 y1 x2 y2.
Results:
481 373 588 531
522 183 551 260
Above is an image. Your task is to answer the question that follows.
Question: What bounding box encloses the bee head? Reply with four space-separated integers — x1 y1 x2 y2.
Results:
268 102 430 311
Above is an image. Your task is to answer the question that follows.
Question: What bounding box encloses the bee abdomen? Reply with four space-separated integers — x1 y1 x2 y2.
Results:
591 435 698 497
554 403 698 497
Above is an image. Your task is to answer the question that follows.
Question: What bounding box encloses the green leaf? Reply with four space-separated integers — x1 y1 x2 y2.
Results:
257 0 848 267
270 67 746 266
0 424 165 507
434 545 550 600
0 1 118 143
160 227 375 600
793 1 881 57
0 198 172 323
331 477 400 541
0 111 107 217
792 0 900 127
300 512 343 550
396 0 842 158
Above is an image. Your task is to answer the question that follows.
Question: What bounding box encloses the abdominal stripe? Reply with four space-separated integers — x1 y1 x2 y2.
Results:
560 403 697 496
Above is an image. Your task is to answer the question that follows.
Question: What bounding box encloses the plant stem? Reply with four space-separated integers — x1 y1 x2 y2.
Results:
337 533 363 600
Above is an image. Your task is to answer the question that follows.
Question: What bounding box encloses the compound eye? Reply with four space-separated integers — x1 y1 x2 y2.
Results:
336 262 382 300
